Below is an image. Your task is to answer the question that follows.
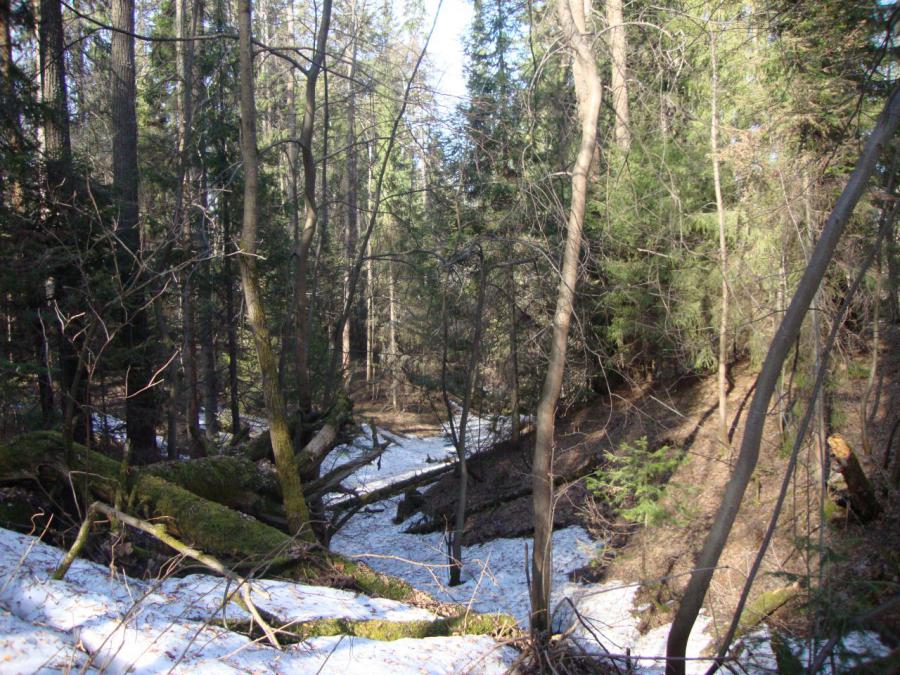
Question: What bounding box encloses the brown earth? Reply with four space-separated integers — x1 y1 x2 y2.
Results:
367 323 900 656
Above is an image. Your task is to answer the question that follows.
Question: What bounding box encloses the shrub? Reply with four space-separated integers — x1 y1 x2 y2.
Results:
586 437 680 525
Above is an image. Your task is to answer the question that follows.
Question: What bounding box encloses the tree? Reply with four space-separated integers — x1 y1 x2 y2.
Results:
665 84 900 675
530 0 603 635
605 0 630 152
237 0 312 540
111 0 157 463
38 0 91 446
290 0 332 410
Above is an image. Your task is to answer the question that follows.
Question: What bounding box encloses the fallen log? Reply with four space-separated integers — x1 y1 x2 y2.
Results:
306 429 390 502
328 460 457 512
298 391 354 475
828 435 882 523
250 611 519 642
0 432 297 564
0 432 419 603
54 501 281 647
735 583 801 636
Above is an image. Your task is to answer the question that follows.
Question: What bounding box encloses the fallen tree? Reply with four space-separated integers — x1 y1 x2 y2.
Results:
0 429 515 626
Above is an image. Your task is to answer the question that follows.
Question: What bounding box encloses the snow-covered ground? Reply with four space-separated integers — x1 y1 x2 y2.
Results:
5 416 889 673
0 526 516 673
325 425 719 670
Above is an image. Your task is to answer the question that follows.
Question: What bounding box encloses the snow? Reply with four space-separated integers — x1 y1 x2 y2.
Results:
325 419 603 624
735 626 892 674
4 418 890 673
0 527 516 673
552 581 713 673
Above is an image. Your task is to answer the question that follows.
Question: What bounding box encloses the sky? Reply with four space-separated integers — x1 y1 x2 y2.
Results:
422 0 473 103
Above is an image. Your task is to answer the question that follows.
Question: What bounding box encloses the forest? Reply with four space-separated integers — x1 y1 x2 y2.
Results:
0 0 899 671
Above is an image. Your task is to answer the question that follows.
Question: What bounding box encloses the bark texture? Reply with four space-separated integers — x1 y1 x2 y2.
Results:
606 0 630 152
291 0 332 410
237 0 311 540
530 0 602 634
111 0 157 463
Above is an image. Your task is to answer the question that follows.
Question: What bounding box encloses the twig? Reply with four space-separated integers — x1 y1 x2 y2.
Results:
52 501 281 648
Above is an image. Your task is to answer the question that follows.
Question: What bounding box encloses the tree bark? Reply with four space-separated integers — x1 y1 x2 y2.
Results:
448 250 487 587
291 0 332 411
665 85 900 675
39 0 90 446
605 0 630 152
175 0 204 457
237 0 312 540
710 28 729 450
199 169 219 442
828 436 881 523
111 0 157 463
388 218 400 410
341 10 360 387
507 265 520 444
531 0 602 635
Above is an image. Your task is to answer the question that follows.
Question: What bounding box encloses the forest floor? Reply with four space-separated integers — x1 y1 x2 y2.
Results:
1 330 897 672
336 325 899 670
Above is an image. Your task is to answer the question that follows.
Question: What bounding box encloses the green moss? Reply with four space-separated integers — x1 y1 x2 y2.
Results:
0 431 121 500
132 474 293 562
142 456 281 504
276 612 518 641
329 557 416 601
737 583 800 635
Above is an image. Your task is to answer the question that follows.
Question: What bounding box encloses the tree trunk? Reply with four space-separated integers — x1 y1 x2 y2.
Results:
237 0 311 540
605 0 630 152
111 0 157 463
39 0 90 446
291 0 332 411
388 224 399 410
804 171 827 485
665 85 900 675
199 169 219 442
341 22 359 389
224 202 241 437
710 28 729 450
531 0 602 635
448 251 487 587
507 265 520 444
176 0 204 457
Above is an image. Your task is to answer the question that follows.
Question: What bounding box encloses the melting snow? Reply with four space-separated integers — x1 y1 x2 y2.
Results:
3 416 890 673
0 527 516 673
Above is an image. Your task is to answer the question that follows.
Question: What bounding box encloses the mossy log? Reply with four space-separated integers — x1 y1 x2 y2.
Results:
255 611 519 642
142 455 283 517
736 583 801 636
0 432 295 563
0 431 422 603
828 436 882 523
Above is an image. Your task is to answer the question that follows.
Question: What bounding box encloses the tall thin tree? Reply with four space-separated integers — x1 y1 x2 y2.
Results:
111 0 157 463
530 0 603 635
237 0 312 539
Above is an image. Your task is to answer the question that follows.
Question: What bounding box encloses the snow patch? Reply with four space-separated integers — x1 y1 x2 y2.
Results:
0 527 516 673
